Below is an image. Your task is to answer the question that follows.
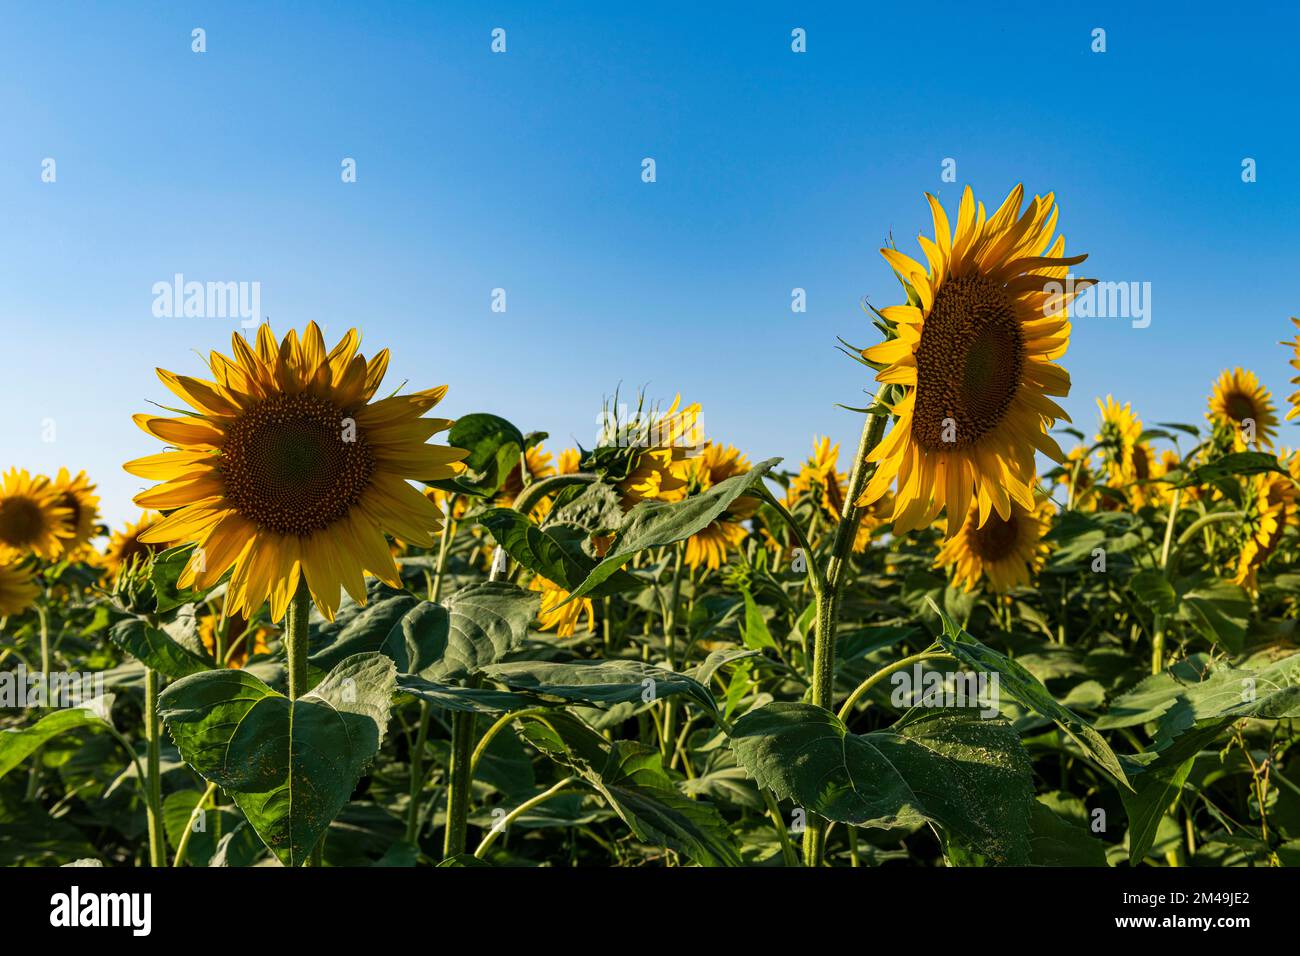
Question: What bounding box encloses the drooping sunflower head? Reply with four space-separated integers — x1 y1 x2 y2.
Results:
860 185 1090 536
1207 368 1277 451
1233 453 1298 593
598 395 702 508
124 322 468 621
529 574 595 637
0 549 40 617
0 468 73 560
52 468 100 554
935 492 1054 593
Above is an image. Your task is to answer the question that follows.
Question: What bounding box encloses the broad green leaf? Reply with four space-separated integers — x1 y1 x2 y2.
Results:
424 413 524 497
545 481 625 534
1028 797 1108 867
1176 581 1250 654
111 619 212 679
0 696 114 780
562 458 780 603
310 581 537 683
1130 570 1177 616
931 603 1130 788
397 674 540 713
1176 452 1285 487
729 702 1034 864
477 508 640 596
520 712 740 866
1119 723 1223 865
480 659 716 712
159 653 396 866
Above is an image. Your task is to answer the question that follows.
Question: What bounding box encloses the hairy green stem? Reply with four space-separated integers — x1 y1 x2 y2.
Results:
804 411 886 867
836 649 950 721
172 781 218 867
144 666 166 867
443 676 481 859
473 777 578 860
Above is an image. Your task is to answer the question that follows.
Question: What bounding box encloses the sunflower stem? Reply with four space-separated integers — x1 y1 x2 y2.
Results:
286 580 311 702
144 666 167 867
803 410 887 867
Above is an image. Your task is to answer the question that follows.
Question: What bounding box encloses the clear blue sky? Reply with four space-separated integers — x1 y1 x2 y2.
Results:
2 1 1297 529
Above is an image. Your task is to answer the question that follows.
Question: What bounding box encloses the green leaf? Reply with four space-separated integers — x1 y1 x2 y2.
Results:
151 544 226 613
158 653 396 866
740 588 778 652
397 675 540 713
0 697 114 780
1176 451 1285 487
519 713 740 866
480 659 716 712
424 413 524 496
111 619 212 679
1176 581 1250 654
930 603 1130 789
477 508 640 596
729 702 1034 864
1119 724 1221 865
1028 797 1108 866
1130 570 1177 616
562 458 780 604
310 581 537 683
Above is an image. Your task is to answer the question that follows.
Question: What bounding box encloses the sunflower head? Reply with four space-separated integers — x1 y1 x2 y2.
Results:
1233 455 1298 593
124 322 468 621
680 442 754 571
935 493 1054 593
590 394 702 508
496 444 556 508
0 469 73 559
0 549 40 617
52 468 100 553
859 185 1090 536
786 436 847 517
1207 368 1277 451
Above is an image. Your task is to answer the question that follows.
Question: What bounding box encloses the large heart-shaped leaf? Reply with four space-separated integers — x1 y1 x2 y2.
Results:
158 653 396 866
562 458 780 603
730 702 1034 864
931 603 1130 788
309 581 537 682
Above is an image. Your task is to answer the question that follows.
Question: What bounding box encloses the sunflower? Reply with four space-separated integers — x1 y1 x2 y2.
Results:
556 448 581 475
51 468 100 553
0 468 73 559
103 511 165 578
529 574 595 637
1232 451 1298 593
682 443 755 571
123 322 468 622
786 437 847 516
610 396 702 508
1057 445 1096 509
1283 317 1300 421
1207 368 1277 451
199 608 274 669
859 185 1089 536
1094 396 1162 507
0 550 40 616
935 494 1054 593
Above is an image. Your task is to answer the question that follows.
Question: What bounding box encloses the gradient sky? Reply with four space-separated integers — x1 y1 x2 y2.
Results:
2 1 1297 529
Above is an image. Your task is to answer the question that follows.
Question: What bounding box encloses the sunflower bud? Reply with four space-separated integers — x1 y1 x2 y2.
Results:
111 552 157 615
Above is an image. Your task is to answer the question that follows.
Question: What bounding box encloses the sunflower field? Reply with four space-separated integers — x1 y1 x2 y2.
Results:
4 184 1300 873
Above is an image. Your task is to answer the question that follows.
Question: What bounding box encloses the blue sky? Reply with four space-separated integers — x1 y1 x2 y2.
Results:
2 1 1297 528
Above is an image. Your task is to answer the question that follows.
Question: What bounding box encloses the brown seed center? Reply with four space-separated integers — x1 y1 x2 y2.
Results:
968 510 1021 563
0 498 46 548
1224 393 1257 423
912 274 1024 451
219 393 374 537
